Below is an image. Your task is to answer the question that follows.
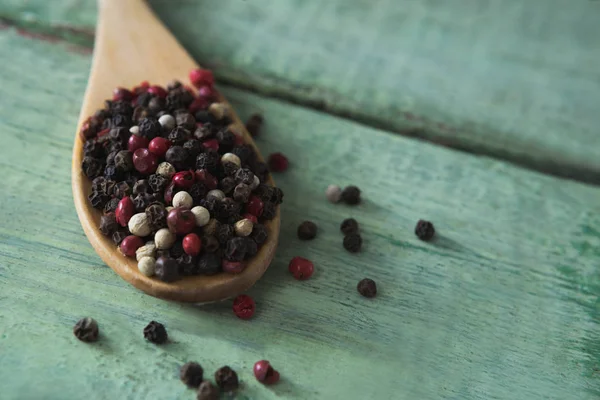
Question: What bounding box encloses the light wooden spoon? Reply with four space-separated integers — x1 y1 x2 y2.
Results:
71 0 280 303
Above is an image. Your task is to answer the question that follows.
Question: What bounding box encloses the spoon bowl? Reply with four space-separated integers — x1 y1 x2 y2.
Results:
72 0 280 303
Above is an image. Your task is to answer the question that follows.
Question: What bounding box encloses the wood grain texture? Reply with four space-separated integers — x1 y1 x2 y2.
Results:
1 29 600 400
1 0 600 182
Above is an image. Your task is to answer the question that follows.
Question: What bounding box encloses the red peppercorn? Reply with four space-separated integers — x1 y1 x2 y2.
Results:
115 196 135 226
195 169 218 190
268 152 289 172
128 134 149 153
197 84 217 100
288 256 314 280
148 137 171 157
246 196 264 217
222 260 246 274
243 213 257 224
133 148 158 174
188 97 210 114
253 360 280 385
120 235 144 257
232 294 255 319
189 68 215 88
132 80 150 95
202 139 219 152
113 87 133 101
182 233 202 256
147 85 167 98
172 170 195 189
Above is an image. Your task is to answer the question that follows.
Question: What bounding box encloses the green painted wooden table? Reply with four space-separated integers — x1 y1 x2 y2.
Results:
1 2 599 399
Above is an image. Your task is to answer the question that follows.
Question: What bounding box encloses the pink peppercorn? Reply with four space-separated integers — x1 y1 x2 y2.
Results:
147 85 167 98
222 260 246 274
115 196 135 226
148 137 171 157
120 235 144 257
189 68 215 88
182 233 202 256
113 87 133 101
268 152 289 172
202 139 219 152
188 97 210 114
232 295 255 319
172 170 195 189
246 196 264 217
133 148 158 174
198 85 218 101
132 80 150 95
253 360 280 385
128 134 149 153
288 257 314 280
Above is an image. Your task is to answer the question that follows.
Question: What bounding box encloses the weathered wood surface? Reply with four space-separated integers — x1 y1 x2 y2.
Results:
1 0 599 182
0 30 599 399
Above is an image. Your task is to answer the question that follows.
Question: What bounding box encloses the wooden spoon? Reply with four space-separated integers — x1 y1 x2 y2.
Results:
71 0 279 303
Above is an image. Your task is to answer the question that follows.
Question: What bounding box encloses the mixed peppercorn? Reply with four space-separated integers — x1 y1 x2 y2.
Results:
81 69 283 282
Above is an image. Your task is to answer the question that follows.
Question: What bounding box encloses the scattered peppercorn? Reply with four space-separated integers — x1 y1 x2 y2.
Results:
197 380 219 400
268 152 288 172
297 221 317 240
415 219 435 241
143 320 168 344
245 114 263 137
288 256 314 280
180 362 204 388
357 278 377 298
253 360 280 385
341 185 361 205
340 218 359 235
73 317 99 342
215 366 239 392
343 233 362 253
232 294 255 319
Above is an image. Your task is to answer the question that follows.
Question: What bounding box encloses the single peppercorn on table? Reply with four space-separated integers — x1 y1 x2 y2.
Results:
1 1 600 400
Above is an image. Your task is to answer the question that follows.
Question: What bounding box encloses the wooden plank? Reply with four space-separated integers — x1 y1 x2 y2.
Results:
1 0 599 182
0 30 599 399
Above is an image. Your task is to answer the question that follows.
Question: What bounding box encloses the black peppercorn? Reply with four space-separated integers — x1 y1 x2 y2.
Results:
107 140 125 154
168 126 191 145
88 191 109 209
110 114 130 128
135 92 153 108
216 224 234 245
297 221 317 240
105 150 118 166
91 176 107 191
104 164 123 181
132 179 151 195
233 183 251 203
193 123 216 140
340 218 359 235
261 201 277 220
82 156 104 179
148 173 168 193
415 219 435 241
148 97 166 114
216 129 235 152
180 362 204 388
108 126 128 143
252 161 269 182
110 100 133 116
187 183 207 206
243 237 258 258
167 80 183 91
234 168 254 185
215 366 239 392
132 106 151 123
176 112 196 130
183 139 203 158
113 181 131 199
343 233 362 253
251 224 268 245
341 185 361 205
222 161 240 177
271 187 284 204
197 380 219 400
166 87 194 111
357 278 377 298
99 213 119 237
133 193 158 212
178 254 198 275
80 116 102 139
202 236 220 253
196 151 219 173
83 139 104 158
245 113 263 137
197 252 222 275
156 249 170 259
73 317 99 342
165 145 189 170
103 197 120 214
219 177 236 195
114 150 134 172
225 237 248 261
145 203 167 231
254 184 274 203
154 256 180 282
112 230 128 245
199 197 218 214
231 144 255 164
217 198 241 222
143 320 168 344
169 240 185 259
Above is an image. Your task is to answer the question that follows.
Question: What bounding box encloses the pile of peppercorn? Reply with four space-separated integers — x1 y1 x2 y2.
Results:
80 69 283 282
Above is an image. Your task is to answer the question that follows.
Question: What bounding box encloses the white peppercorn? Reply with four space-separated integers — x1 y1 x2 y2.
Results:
221 153 241 167
128 213 151 237
191 206 210 227
138 256 156 277
129 125 140 135
250 175 260 190
158 114 175 130
156 162 176 178
234 219 253 237
172 191 193 209
155 228 176 250
208 102 230 120
136 241 156 261
206 189 225 201
326 184 342 203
